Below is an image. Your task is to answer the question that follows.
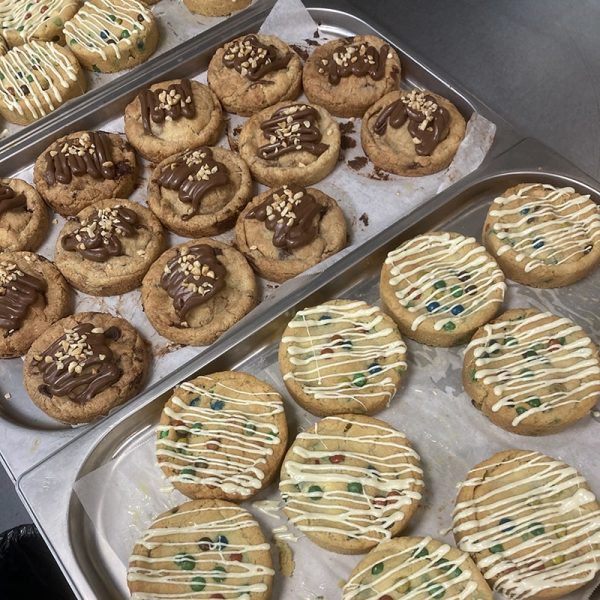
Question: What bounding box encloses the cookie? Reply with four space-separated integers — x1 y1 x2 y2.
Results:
483 183 600 288
235 184 346 283
303 35 401 118
0 41 85 125
208 34 302 116
279 299 407 416
0 252 71 358
0 36 7 56
147 146 252 237
182 0 251 17
380 231 506 346
128 498 273 600
362 89 467 176
23 311 147 424
279 414 422 554
156 371 288 502
124 79 223 163
0 178 49 252
453 449 600 600
142 239 257 346
33 131 138 217
64 0 159 73
55 198 165 296
343 535 493 600
463 307 600 436
238 101 341 187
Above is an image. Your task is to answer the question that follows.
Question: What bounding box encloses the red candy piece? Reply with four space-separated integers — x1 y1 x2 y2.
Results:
320 347 334 355
330 454 345 464
229 553 243 561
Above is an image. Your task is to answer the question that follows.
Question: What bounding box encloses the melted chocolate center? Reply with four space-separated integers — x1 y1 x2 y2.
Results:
319 41 390 85
0 261 46 331
139 79 196 135
222 34 292 81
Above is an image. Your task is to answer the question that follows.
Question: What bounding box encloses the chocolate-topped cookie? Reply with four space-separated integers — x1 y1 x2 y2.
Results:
23 311 147 424
208 34 302 116
33 131 138 217
124 79 223 163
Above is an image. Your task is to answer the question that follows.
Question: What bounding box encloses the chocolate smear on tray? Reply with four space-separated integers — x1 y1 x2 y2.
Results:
0 261 46 331
139 79 196 134
223 35 291 81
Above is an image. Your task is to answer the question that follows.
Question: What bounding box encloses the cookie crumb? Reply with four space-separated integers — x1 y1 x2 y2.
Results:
249 245 258 250
359 213 369 226
274 537 295 577
3 392 10 400
52 218 59 225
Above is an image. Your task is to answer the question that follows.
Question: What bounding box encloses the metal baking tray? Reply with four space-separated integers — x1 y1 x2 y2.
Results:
0 6 519 482
17 137 600 599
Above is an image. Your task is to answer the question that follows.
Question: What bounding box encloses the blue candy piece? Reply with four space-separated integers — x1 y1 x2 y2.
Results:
210 399 225 410
426 301 440 313
451 305 464 316
319 315 331 321
368 363 382 375
532 238 545 249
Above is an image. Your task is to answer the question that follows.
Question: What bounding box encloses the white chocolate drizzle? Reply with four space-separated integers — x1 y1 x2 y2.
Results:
0 0 79 41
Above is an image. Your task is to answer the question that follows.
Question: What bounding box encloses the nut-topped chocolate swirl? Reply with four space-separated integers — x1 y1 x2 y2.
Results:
373 91 450 156
258 104 329 161
61 205 140 263
0 260 46 331
161 245 226 321
0 183 27 216
247 185 325 251
156 148 229 220
318 40 390 85
223 34 292 81
139 79 196 135
32 323 122 403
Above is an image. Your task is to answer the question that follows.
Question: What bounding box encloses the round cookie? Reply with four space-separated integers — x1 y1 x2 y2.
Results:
23 311 147 424
148 146 252 237
483 183 600 288
0 41 85 125
208 34 302 116
128 498 274 600
343 536 493 600
278 299 407 416
380 231 506 346
463 307 600 436
0 252 71 358
362 89 467 176
453 449 600 600
33 130 138 217
141 239 258 346
124 79 223 163
182 0 251 17
0 178 49 252
63 0 159 73
279 414 423 554
235 184 346 283
303 35 401 118
238 101 341 187
156 371 288 501
55 198 165 296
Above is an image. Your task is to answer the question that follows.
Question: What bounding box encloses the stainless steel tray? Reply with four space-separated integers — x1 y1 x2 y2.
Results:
18 137 600 599
0 6 517 481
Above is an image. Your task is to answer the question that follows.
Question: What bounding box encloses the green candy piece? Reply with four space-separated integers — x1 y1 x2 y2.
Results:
413 547 429 558
516 406 528 415
181 468 195 480
371 562 384 575
520 368 534 378
109 13 117 21
244 423 257 436
352 373 367 387
470 368 477 382
158 429 169 439
213 565 227 583
434 280 446 289
120 29 130 39
427 582 445 599
443 321 456 331
529 522 545 536
527 398 541 408
174 553 196 570
191 576 206 592
191 422 203 431
347 482 363 494
490 543 504 554
450 285 463 298
503 336 518 346
307 485 323 500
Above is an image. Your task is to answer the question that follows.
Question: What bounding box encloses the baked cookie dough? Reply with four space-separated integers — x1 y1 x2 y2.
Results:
0 178 49 252
279 299 407 416
124 79 223 163
148 146 252 237
208 34 301 116
64 0 159 73
238 101 341 187
55 198 165 296
0 252 71 358
156 371 288 501
33 130 138 217
0 41 85 125
380 231 506 346
280 414 422 554
128 499 274 600
23 311 146 424
0 36 7 56
453 449 600 600
343 536 493 600
362 89 466 176
303 35 401 118
463 307 600 436
235 184 346 283
141 239 257 346
483 183 600 288
182 0 251 17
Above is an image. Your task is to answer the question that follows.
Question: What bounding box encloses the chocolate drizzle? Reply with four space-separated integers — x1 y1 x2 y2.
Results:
161 245 226 321
247 185 325 251
0 184 27 216
222 34 292 81
156 148 229 220
319 41 389 85
0 261 46 331
61 205 140 263
258 104 329 160
33 323 122 403
373 91 450 156
139 79 196 135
